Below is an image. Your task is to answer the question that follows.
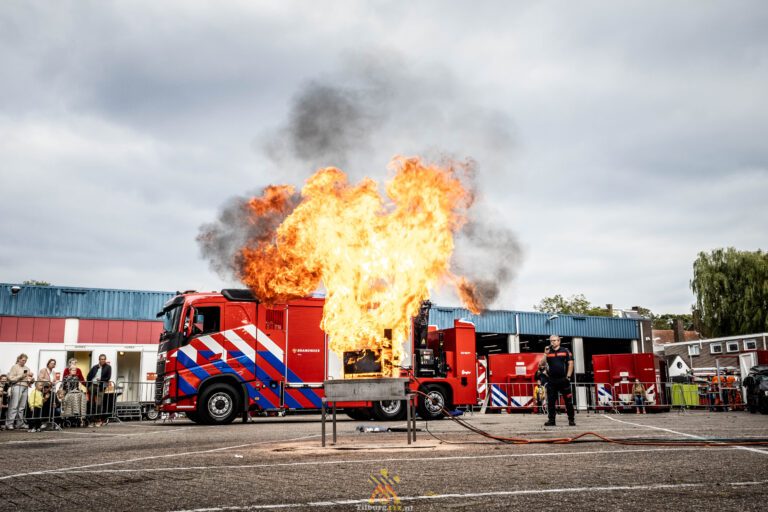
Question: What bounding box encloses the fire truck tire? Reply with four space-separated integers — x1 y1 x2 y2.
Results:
372 400 407 421
199 383 241 425
185 410 202 423
345 408 373 421
417 385 448 420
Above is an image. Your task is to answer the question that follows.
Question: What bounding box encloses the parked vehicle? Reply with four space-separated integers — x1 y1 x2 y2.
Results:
155 290 481 424
743 365 768 414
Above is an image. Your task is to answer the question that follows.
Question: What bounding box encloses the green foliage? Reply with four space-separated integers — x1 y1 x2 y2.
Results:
652 313 694 331
585 306 613 317
534 294 693 323
691 248 768 337
534 294 592 315
22 280 51 286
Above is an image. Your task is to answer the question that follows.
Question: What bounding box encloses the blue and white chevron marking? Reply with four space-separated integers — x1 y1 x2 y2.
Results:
597 384 613 405
490 384 508 407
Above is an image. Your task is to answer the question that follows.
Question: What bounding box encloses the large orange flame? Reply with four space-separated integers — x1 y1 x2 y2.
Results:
238 156 480 375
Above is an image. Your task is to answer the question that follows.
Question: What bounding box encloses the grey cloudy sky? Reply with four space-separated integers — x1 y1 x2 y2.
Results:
1 1 766 314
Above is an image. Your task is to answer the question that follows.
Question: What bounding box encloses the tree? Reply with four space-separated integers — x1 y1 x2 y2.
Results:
691 248 768 337
652 313 694 331
22 280 51 286
534 294 592 315
535 294 647 318
585 306 613 318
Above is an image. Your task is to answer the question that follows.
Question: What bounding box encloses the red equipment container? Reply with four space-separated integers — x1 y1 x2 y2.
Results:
486 353 544 411
593 353 669 412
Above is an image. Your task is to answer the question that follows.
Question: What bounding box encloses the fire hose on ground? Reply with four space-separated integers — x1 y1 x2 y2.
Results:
407 379 768 448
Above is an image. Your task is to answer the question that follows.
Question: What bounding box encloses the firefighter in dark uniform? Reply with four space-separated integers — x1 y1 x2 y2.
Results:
544 335 576 426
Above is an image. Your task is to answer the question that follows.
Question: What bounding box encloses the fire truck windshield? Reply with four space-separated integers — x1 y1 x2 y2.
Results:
162 305 182 333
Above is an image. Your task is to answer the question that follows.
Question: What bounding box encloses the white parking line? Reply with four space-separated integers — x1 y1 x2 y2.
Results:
171 479 768 511
53 446 733 474
53 426 194 437
603 415 768 456
0 433 320 481
0 426 194 444
0 438 79 446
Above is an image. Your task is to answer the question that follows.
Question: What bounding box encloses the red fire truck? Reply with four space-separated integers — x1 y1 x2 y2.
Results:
155 290 480 424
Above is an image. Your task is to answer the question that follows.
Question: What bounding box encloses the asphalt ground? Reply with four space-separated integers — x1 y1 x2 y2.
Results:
1 410 767 511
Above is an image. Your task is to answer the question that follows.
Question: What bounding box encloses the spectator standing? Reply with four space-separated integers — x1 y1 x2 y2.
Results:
53 387 65 425
708 377 719 412
5 353 34 430
712 373 729 411
632 379 647 414
535 359 549 415
37 359 58 391
27 385 44 432
0 374 9 429
725 371 737 410
86 354 112 427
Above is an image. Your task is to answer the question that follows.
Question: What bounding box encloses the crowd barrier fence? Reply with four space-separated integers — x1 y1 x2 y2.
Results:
0 380 160 431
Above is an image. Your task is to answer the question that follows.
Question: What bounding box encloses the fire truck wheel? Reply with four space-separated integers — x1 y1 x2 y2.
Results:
417 385 448 420
200 383 241 425
372 400 407 421
185 410 202 423
345 408 373 421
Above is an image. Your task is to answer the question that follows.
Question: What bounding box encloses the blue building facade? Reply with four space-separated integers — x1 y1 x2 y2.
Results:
0 283 175 321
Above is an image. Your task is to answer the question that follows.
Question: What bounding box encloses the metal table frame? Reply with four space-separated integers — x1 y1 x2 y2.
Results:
320 378 417 447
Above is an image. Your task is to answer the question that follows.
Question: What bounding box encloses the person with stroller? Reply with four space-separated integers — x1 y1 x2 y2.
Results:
62 359 87 426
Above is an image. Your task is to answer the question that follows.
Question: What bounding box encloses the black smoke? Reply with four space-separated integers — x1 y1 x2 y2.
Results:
197 189 301 281
452 219 523 308
202 50 523 308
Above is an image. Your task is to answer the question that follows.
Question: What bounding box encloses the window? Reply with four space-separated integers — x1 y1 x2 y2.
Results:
744 339 757 351
710 343 723 354
688 345 700 356
265 309 285 330
162 305 182 333
192 306 221 336
726 341 739 353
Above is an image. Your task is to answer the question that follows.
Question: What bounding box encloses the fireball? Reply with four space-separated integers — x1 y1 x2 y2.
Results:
238 156 480 375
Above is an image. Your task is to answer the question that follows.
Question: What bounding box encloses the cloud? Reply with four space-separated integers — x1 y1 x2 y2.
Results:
1 0 767 314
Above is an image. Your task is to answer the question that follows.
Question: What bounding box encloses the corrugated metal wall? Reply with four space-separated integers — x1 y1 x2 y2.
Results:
429 306 639 340
430 307 518 334
0 284 175 321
